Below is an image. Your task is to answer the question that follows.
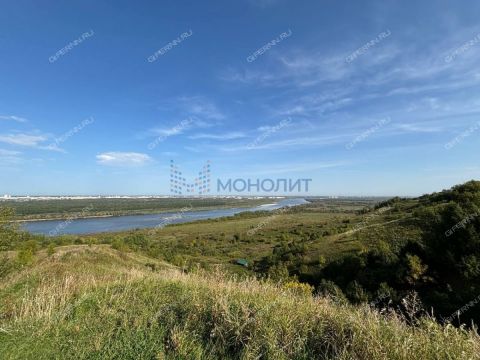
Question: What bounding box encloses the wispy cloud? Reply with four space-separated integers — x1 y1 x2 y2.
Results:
395 123 443 133
146 96 227 145
39 143 66 153
217 26 480 160
151 120 193 137
0 149 21 156
188 132 246 140
96 152 152 167
186 99 224 120
154 127 186 137
0 148 22 165
0 133 47 146
0 131 68 153
145 116 215 143
0 115 27 123
219 67 279 85
147 117 195 150
223 26 480 96
220 133 352 152
162 96 225 121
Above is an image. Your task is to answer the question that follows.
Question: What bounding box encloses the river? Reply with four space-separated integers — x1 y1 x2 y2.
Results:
22 198 309 236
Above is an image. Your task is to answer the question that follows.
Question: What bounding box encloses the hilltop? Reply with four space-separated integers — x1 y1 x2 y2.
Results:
1 245 479 359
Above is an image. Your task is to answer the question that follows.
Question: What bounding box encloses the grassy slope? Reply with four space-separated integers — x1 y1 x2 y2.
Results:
1 245 479 359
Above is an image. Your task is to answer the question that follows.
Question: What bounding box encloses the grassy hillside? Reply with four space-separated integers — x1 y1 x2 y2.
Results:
1 245 479 359
3 182 479 325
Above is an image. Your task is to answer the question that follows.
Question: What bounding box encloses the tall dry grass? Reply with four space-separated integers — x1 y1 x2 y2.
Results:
1 245 479 359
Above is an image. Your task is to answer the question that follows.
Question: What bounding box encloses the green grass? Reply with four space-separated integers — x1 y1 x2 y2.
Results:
1 245 479 359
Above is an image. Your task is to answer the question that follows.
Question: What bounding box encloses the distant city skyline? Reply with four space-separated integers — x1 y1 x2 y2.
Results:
1 1 479 196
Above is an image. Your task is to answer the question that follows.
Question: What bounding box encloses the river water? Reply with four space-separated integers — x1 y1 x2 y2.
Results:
22 198 308 236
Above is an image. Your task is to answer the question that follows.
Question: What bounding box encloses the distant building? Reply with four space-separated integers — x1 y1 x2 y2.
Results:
235 259 249 267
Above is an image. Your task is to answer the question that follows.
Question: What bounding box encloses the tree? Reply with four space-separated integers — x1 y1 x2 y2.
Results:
267 263 290 282
403 254 428 285
0 207 20 251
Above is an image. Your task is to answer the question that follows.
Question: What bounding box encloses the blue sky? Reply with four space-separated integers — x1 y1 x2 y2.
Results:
0 0 479 196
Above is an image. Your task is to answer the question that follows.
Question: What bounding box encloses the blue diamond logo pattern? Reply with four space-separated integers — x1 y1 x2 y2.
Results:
170 160 211 195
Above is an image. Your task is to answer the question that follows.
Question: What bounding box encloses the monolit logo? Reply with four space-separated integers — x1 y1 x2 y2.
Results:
170 160 211 195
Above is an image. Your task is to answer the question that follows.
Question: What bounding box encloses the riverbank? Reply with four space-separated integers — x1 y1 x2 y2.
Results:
7 198 278 222
14 204 269 222
21 198 308 236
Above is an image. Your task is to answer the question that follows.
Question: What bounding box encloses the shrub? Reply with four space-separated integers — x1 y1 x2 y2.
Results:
283 280 314 297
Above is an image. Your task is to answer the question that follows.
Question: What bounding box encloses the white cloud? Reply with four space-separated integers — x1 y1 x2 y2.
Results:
395 123 443 133
0 148 22 165
0 133 65 152
161 128 185 136
220 133 352 152
217 27 480 159
146 113 227 145
219 67 277 85
179 96 225 120
222 26 480 95
0 115 27 123
0 149 21 156
146 117 198 144
40 143 67 153
0 133 47 146
188 132 246 140
96 152 152 166
152 125 189 137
